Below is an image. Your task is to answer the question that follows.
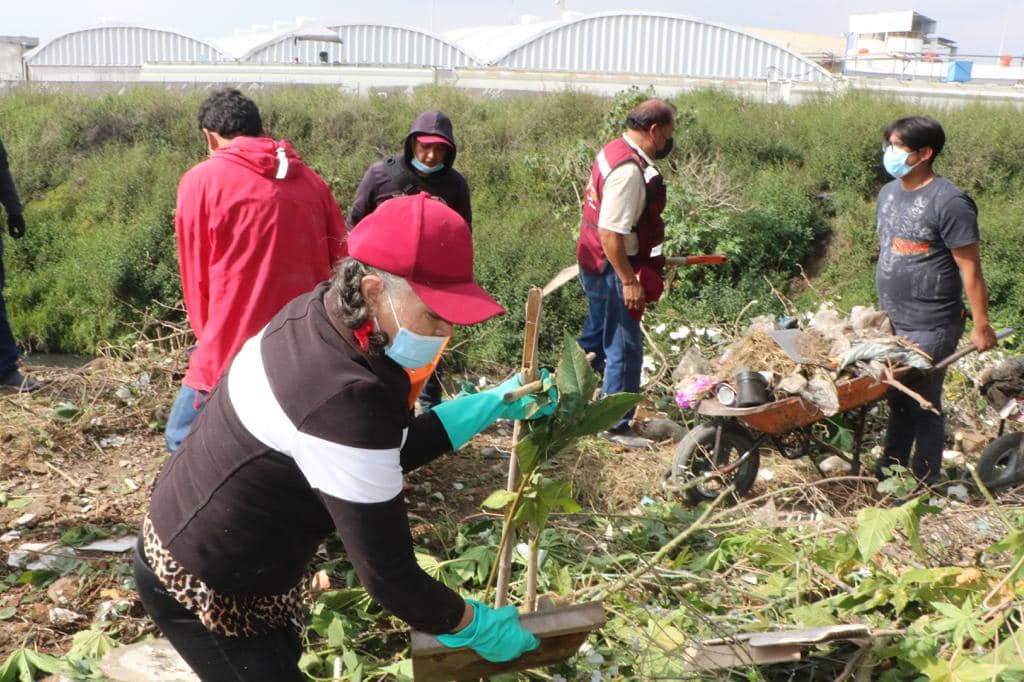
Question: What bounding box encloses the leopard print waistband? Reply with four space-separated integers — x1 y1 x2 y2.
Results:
141 516 308 638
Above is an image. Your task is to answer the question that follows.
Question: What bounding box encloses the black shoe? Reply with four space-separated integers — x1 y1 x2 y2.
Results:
0 369 40 393
602 426 653 450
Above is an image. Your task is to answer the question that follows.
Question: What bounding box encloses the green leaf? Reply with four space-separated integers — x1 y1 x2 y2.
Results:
921 656 1006 682
375 658 413 681
342 649 363 682
53 403 81 422
555 337 598 418
326 616 346 648
0 608 13 621
16 570 59 589
5 498 32 510
480 489 517 511
855 506 902 560
0 648 65 682
66 627 116 663
60 523 111 547
297 651 324 676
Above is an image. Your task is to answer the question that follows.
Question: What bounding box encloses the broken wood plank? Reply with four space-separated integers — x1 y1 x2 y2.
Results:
411 601 605 682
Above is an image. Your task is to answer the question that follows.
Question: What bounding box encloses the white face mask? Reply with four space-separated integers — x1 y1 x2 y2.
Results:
379 293 448 370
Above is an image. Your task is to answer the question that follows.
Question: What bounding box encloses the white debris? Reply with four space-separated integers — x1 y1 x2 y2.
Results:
741 574 759 585
48 607 84 624
946 484 970 503
654 323 667 334
756 468 775 483
819 455 853 476
80 536 137 553
13 513 36 527
669 326 691 340
0 530 20 543
670 345 680 353
123 478 139 492
942 450 966 467
7 541 54 568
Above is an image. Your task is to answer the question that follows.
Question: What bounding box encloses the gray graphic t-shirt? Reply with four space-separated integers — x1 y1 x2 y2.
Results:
875 176 979 331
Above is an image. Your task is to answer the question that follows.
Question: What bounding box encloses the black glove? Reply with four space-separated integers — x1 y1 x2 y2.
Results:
7 214 25 239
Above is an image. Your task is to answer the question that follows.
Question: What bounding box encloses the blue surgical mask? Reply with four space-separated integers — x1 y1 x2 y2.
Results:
883 145 920 179
379 294 448 370
411 157 444 174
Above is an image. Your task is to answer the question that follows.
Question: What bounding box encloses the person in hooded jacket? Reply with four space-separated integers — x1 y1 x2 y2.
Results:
166 88 347 453
347 110 472 409
347 110 471 229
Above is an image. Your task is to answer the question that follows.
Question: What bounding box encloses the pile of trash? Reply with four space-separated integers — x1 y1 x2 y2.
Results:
676 304 934 416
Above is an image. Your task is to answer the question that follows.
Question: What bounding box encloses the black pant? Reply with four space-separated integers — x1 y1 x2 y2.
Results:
875 320 964 486
133 547 305 682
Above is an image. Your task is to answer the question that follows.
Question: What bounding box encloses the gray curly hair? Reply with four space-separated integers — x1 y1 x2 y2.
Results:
327 256 410 355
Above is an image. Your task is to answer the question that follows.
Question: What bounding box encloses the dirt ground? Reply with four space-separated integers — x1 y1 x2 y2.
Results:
0 351 1020 663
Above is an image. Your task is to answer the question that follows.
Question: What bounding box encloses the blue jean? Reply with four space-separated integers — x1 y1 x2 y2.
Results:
578 264 644 431
875 320 964 485
165 383 207 454
0 237 19 377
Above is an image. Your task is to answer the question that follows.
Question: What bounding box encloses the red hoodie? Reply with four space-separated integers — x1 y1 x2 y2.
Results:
175 137 347 392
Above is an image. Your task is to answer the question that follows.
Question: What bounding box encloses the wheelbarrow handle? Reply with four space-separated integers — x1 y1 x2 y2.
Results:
934 328 1014 370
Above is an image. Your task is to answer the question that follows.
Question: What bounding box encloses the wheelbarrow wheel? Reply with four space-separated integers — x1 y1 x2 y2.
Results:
977 433 1024 492
670 423 760 504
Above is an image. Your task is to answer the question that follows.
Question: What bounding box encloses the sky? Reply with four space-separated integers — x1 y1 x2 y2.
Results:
4 0 1023 56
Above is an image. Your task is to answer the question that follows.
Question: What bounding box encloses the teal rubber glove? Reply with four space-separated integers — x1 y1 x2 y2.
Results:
432 369 557 450
436 599 540 663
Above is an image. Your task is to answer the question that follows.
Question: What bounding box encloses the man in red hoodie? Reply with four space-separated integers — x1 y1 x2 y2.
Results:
167 88 347 453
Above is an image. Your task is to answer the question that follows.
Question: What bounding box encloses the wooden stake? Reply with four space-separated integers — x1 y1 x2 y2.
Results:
495 287 543 608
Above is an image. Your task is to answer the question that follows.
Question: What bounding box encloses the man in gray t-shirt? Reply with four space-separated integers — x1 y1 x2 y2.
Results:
874 116 996 487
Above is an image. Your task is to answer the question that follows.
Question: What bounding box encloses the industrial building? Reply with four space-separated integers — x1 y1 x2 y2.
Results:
7 12 831 86
1 9 1022 106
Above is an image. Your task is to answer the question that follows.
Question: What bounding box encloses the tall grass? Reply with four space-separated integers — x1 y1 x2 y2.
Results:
0 87 1021 366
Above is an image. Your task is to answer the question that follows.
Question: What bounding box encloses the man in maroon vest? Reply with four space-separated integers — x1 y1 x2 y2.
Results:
577 99 675 449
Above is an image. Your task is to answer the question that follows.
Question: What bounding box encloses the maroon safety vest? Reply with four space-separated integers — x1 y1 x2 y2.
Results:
576 137 667 276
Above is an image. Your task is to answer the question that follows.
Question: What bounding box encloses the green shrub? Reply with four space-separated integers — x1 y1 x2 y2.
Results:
0 86 1021 364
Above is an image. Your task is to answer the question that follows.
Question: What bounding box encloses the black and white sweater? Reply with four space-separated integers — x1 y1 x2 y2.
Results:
148 283 464 633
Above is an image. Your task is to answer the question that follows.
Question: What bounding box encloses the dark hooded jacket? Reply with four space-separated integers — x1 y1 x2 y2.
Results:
0 139 23 219
347 111 472 230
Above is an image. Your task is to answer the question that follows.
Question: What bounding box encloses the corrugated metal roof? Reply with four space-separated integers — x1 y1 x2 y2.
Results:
444 20 562 65
322 24 478 67
26 24 224 66
483 12 833 82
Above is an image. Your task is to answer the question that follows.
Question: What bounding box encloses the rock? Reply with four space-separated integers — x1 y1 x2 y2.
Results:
47 576 81 605
819 455 853 476
776 373 807 395
638 418 686 443
48 607 84 624
942 450 966 468
99 639 200 681
954 431 988 455
114 386 133 402
12 513 36 527
946 484 970 503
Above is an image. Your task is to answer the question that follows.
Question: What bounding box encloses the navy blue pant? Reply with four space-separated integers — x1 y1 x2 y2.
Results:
578 264 643 431
0 237 18 377
133 545 304 682
875 321 964 485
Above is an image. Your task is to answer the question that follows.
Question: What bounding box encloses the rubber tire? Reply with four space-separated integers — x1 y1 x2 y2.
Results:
977 432 1024 492
670 423 760 504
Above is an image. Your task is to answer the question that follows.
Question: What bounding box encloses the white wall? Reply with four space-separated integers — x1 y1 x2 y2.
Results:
0 43 25 81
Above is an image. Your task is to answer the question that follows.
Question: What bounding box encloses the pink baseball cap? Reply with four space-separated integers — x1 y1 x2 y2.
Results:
348 193 504 325
415 134 453 147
